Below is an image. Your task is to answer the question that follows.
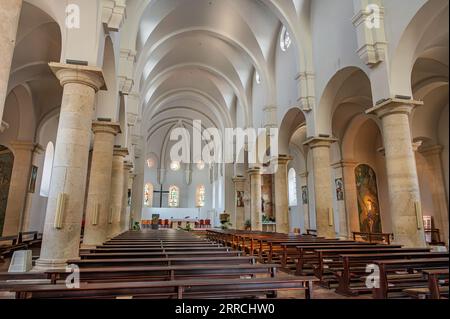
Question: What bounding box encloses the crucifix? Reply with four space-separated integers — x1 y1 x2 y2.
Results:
153 185 169 208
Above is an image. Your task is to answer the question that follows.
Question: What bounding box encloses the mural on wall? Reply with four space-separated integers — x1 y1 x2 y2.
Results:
261 175 274 221
301 186 308 205
236 191 244 208
0 146 14 234
28 165 38 193
355 164 382 233
335 178 344 201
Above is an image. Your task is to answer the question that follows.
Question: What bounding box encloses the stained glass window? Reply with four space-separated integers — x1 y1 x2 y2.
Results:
280 26 292 52
144 183 153 207
196 185 206 207
168 185 180 207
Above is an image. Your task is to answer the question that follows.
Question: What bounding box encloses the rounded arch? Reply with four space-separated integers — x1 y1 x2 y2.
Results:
317 67 372 136
390 0 449 96
279 107 306 155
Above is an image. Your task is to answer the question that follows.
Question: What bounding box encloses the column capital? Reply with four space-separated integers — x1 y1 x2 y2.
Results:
113 147 129 158
232 176 247 183
248 167 261 176
49 62 106 92
298 171 308 178
419 144 444 157
304 136 338 149
331 160 358 169
124 161 134 171
9 140 37 152
92 121 121 136
275 154 293 166
366 98 423 118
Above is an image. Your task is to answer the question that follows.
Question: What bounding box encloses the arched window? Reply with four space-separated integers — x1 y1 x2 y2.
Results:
144 183 153 207
280 26 292 52
196 185 206 207
170 160 181 171
255 71 261 84
288 168 298 207
40 142 54 197
168 185 180 207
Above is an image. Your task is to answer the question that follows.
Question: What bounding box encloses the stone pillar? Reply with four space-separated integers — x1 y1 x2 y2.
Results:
339 160 359 237
0 0 23 132
299 171 310 231
367 99 426 247
121 161 133 233
274 155 292 234
248 167 262 231
35 63 105 270
81 122 121 249
305 137 337 238
232 176 246 230
419 145 449 245
2 141 36 236
107 147 128 238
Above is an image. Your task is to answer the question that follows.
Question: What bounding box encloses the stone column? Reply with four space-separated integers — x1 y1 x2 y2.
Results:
274 155 292 234
339 160 359 237
299 171 310 231
121 161 133 233
2 141 36 236
0 0 23 132
367 99 426 247
107 147 128 238
232 176 246 230
304 137 337 238
35 63 105 270
248 167 262 231
419 145 449 245
81 122 121 249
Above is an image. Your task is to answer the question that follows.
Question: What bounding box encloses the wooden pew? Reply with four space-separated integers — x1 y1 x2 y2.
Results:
69 256 256 268
373 258 449 299
335 251 447 296
12 277 319 299
45 263 279 283
403 269 449 299
274 241 377 267
80 250 243 259
313 247 428 285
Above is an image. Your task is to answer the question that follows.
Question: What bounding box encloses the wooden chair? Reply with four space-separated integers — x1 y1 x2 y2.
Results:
199 220 205 229
205 219 211 228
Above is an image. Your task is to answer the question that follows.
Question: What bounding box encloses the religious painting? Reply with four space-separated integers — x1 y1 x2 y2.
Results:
355 164 382 233
28 165 38 193
301 186 308 205
335 178 344 201
261 175 274 220
0 146 14 234
236 191 244 208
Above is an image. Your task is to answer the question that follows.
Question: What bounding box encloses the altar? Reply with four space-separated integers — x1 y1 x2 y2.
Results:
141 207 217 228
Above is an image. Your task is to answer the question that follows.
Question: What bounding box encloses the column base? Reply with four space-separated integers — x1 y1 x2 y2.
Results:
33 258 70 271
